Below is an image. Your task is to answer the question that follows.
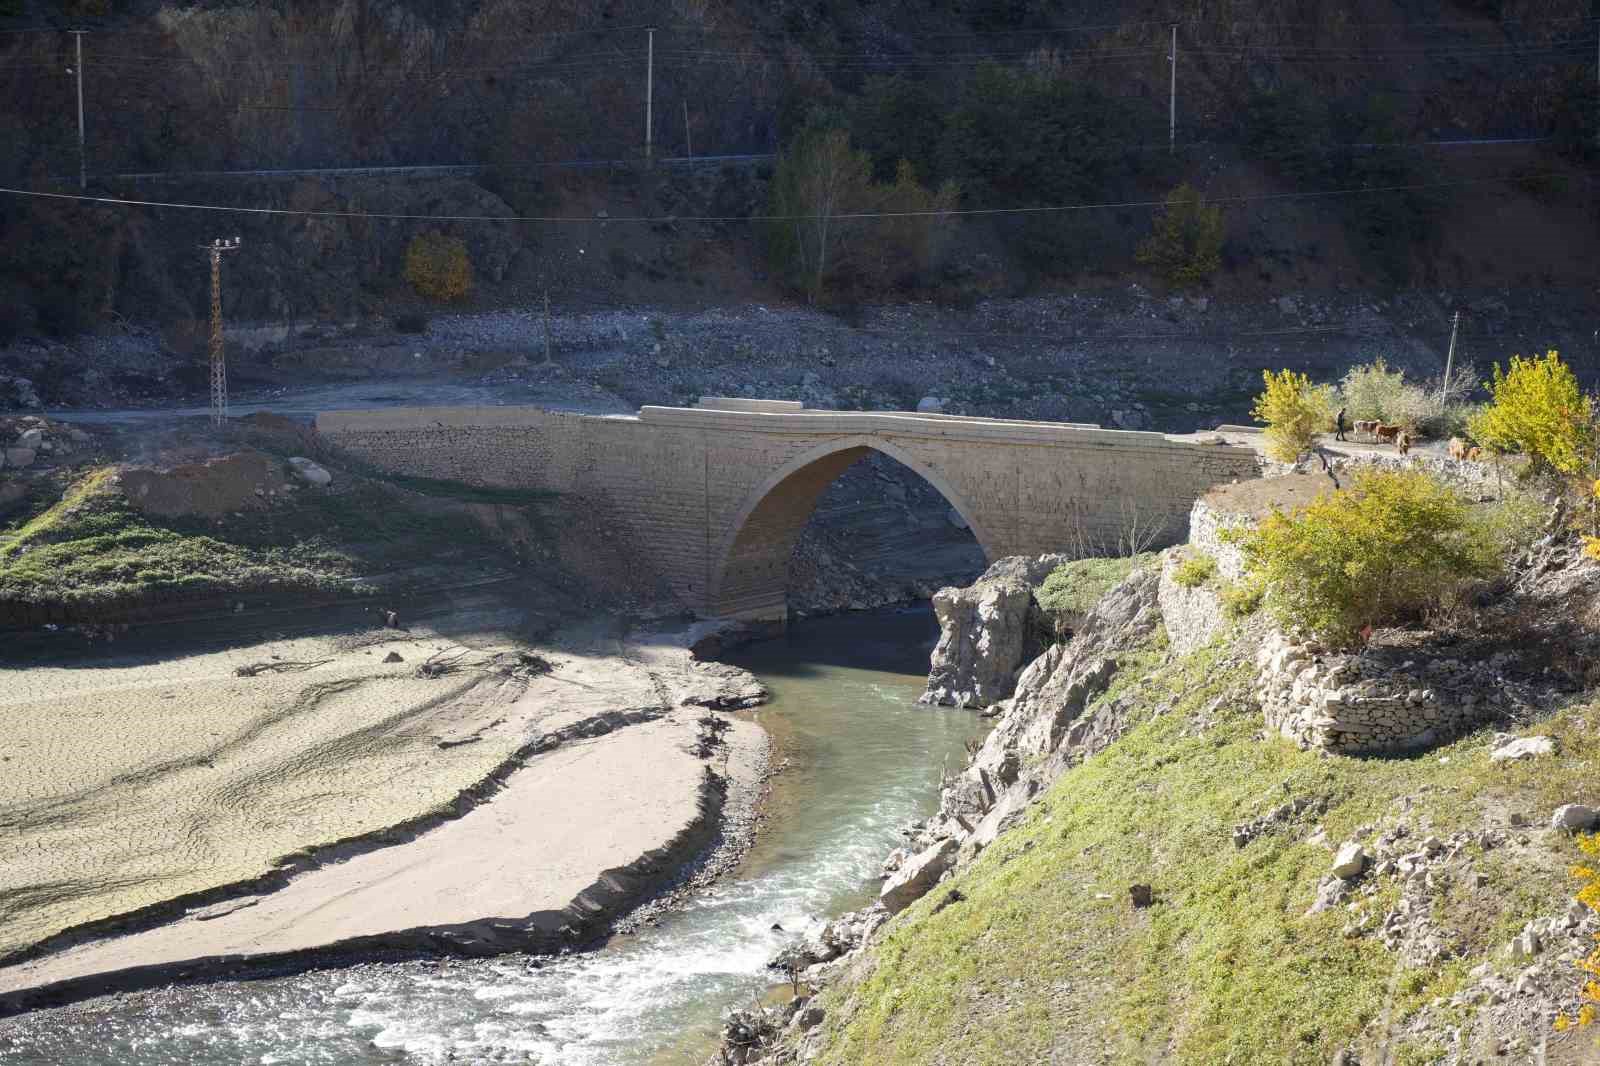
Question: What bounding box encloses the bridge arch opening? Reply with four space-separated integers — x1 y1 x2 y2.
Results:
708 437 995 623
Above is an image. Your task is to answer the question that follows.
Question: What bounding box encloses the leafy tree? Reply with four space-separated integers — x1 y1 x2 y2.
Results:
766 126 875 303
866 160 961 289
1468 350 1593 477
1252 369 1335 462
403 232 472 302
1240 469 1502 647
1135 184 1224 286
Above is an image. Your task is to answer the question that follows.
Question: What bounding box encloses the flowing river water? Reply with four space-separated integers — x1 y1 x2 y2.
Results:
0 607 984 1066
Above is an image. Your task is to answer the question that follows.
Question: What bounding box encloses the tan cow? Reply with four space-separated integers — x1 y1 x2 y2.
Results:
1448 437 1468 460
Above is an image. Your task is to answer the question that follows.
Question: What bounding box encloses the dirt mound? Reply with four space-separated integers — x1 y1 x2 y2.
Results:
118 451 295 519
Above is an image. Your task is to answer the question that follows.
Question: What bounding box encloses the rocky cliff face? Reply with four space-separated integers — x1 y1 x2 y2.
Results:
918 554 1068 709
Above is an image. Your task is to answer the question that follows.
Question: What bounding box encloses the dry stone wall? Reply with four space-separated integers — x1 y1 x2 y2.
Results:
317 404 1260 621
1255 631 1507 755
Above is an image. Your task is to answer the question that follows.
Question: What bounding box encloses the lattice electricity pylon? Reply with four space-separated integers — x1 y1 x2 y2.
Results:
204 236 242 432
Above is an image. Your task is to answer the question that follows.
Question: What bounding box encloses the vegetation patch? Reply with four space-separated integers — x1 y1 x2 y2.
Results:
1171 552 1217 589
809 637 1598 1065
1238 468 1506 648
1035 553 1153 622
0 462 496 622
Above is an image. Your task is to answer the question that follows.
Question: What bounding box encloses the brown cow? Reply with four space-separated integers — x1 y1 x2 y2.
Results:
1374 423 1402 444
1448 437 1468 460
1466 446 1483 461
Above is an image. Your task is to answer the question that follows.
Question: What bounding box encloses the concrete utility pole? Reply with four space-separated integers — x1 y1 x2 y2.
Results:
204 237 243 431
1168 25 1177 154
645 27 655 164
1440 309 1461 406
70 30 86 189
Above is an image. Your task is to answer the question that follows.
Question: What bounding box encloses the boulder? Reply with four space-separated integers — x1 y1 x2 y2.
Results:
15 428 43 448
1551 804 1599 832
288 456 333 486
1490 736 1558 763
1331 842 1369 880
916 396 944 414
3 447 36 470
922 572 1037 708
880 837 958 914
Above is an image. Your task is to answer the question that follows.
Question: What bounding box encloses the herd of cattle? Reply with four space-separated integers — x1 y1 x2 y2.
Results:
1346 420 1485 461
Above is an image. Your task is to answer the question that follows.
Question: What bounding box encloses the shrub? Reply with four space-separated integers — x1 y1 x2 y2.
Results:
1135 184 1224 287
1171 552 1216 589
403 232 473 302
1036 554 1153 632
1239 468 1502 647
1339 357 1433 431
1218 578 1264 619
1468 351 1593 477
1252 368 1336 462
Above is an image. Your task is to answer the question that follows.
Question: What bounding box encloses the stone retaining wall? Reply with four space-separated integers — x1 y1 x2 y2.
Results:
1255 631 1505 755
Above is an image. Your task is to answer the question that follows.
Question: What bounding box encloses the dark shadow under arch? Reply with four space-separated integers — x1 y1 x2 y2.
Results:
708 436 997 621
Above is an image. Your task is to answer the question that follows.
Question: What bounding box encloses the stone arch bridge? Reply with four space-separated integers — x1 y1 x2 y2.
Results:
318 399 1261 624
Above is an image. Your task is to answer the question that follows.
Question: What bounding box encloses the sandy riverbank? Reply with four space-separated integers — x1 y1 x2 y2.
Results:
0 614 769 1014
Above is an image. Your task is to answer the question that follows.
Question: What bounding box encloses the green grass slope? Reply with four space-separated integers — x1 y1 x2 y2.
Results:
808 632 1598 1065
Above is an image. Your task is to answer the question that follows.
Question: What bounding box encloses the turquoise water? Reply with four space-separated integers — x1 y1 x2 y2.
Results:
0 607 982 1066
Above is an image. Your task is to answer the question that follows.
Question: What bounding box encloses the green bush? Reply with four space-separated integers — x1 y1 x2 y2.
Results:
1135 184 1224 287
1339 357 1433 431
1239 468 1503 648
1171 552 1217 589
1252 368 1336 462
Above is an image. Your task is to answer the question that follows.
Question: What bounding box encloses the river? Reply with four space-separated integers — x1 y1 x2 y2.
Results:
0 607 983 1066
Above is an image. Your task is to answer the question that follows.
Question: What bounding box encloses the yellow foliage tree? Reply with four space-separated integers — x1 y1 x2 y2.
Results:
404 232 473 302
1555 833 1600 1037
1252 368 1336 462
1467 351 1592 476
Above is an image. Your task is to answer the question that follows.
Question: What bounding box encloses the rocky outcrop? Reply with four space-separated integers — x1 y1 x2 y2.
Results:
920 554 1069 708
942 565 1161 845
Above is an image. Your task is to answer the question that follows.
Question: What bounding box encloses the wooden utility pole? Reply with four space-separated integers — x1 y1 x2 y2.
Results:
204 237 242 431
1440 309 1461 406
683 100 692 158
70 30 86 189
645 27 655 164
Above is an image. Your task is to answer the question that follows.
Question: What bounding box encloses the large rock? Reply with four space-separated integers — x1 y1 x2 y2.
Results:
1551 804 1599 832
1490 736 1558 763
880 838 958 914
921 557 1066 708
2 447 36 470
921 573 1030 704
1331 842 1368 880
288 456 333 486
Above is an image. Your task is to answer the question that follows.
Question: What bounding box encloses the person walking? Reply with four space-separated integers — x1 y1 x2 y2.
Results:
1334 405 1347 442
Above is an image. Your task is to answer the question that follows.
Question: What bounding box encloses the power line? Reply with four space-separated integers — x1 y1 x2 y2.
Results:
0 170 1566 224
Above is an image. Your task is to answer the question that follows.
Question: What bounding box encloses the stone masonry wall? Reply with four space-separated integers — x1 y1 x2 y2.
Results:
317 405 1262 620
1255 631 1506 755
